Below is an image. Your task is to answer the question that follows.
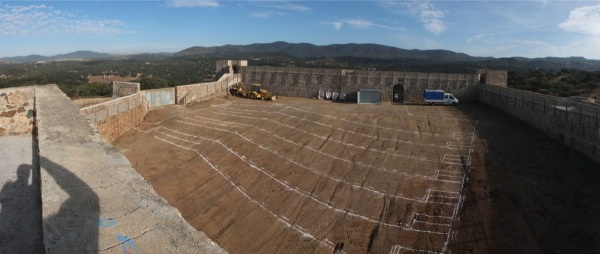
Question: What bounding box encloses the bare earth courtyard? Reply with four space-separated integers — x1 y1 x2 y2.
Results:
114 96 600 253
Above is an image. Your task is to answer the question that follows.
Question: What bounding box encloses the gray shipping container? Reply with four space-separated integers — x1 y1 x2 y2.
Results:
357 89 382 104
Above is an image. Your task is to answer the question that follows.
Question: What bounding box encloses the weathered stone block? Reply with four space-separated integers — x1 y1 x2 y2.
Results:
0 110 16 117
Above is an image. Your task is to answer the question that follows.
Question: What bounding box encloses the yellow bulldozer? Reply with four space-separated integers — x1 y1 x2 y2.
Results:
230 82 277 100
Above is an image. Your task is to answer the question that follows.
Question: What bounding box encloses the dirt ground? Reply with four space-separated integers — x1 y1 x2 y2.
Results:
114 96 600 254
450 103 600 254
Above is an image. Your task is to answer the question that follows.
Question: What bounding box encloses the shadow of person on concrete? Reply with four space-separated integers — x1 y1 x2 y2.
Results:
0 134 42 253
0 164 44 253
40 156 99 253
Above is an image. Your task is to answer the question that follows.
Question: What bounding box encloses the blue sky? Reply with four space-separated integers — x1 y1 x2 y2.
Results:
1 1 600 59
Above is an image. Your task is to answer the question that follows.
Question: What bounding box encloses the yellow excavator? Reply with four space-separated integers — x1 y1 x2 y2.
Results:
230 82 277 100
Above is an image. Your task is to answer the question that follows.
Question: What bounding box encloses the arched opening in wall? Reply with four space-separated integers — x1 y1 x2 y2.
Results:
479 72 487 84
232 65 240 74
393 84 404 103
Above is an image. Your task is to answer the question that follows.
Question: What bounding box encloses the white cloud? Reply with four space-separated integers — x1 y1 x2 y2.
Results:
250 11 285 19
268 3 311 12
247 2 309 19
377 1 446 34
166 0 219 8
419 3 446 34
461 37 600 59
375 24 405 32
0 4 128 37
345 19 373 29
324 21 343 31
538 36 600 59
559 4 600 35
467 34 484 43
324 19 403 32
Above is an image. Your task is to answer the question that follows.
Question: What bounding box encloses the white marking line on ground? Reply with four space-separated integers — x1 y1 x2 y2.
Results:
216 104 465 138
423 189 460 202
390 244 439 254
196 112 448 164
152 135 335 251
404 105 412 116
438 169 463 174
208 110 468 165
202 111 452 151
442 154 469 165
162 124 459 215
446 142 471 150
283 105 456 137
442 154 462 161
410 212 452 228
441 120 479 253
437 173 462 179
389 121 478 253
178 118 461 186
325 239 333 245
415 213 453 220
411 219 451 227
435 173 463 180
211 100 283 110
178 120 459 203
154 127 451 235
451 132 474 139
133 126 163 134
209 107 474 198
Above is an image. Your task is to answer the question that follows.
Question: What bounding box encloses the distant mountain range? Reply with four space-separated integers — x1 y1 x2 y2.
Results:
176 41 487 62
0 50 115 63
2 42 600 71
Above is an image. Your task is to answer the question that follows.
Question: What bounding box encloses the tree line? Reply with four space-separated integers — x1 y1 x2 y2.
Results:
0 56 215 97
2 55 600 98
507 69 600 97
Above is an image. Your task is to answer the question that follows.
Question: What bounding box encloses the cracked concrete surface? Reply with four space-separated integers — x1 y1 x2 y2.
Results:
34 85 226 253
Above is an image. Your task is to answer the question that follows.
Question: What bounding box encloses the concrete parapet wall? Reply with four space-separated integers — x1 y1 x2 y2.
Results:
80 93 149 143
112 81 140 98
479 84 600 163
0 87 35 136
142 87 175 108
243 66 482 102
35 84 225 253
176 73 231 105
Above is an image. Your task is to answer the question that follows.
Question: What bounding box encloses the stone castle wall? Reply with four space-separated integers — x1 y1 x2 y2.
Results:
479 84 600 163
176 73 233 105
477 69 508 87
0 87 35 136
242 66 499 102
80 93 148 143
112 81 140 98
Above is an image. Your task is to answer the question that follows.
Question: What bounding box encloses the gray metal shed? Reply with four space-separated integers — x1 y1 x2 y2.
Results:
357 89 382 104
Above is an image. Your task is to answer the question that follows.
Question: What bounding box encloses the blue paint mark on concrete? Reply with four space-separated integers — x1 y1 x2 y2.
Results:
97 218 117 228
117 234 140 254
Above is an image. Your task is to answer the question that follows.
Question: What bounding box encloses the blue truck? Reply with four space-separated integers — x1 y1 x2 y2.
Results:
423 90 459 105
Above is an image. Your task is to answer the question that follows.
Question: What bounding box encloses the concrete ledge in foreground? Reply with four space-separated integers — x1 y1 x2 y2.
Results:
35 85 226 253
